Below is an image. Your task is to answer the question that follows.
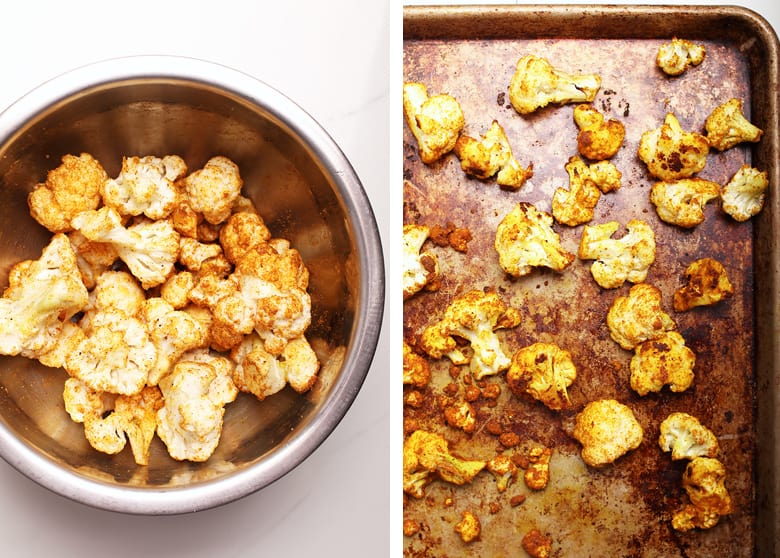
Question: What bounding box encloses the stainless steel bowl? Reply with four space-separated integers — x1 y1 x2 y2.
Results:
0 56 384 514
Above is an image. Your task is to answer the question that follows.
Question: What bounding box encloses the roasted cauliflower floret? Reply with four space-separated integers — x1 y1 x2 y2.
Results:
673 257 734 311
704 98 763 151
649 178 721 228
495 202 575 277
629 331 695 396
27 153 107 233
720 164 769 222
402 429 486 498
508 55 601 115
453 120 533 189
578 219 656 290
638 113 709 181
573 104 625 160
506 342 577 411
101 155 187 220
444 400 477 433
551 156 603 227
672 457 733 531
486 454 519 493
67 230 119 290
403 341 431 389
659 412 719 461
419 289 521 380
155 349 238 462
524 446 553 490
454 511 481 544
606 283 676 350
403 224 439 300
0 233 89 358
572 399 644 467
656 38 706 76
522 528 553 558
181 156 243 225
403 82 465 164
218 211 272 264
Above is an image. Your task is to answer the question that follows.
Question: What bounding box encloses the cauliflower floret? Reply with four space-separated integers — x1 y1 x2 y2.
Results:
638 113 709 181
219 211 272 264
71 207 180 289
508 55 601 115
705 98 763 151
403 82 465 164
629 331 695 396
454 511 481 544
495 202 575 278
403 341 431 389
720 164 769 222
572 399 644 467
101 155 187 220
27 153 107 233
160 270 196 309
403 429 486 498
525 446 553 490
453 120 533 189
0 233 89 358
403 224 439 300
578 219 656 290
63 377 163 465
673 257 734 311
230 332 319 400
659 412 719 461
552 156 602 227
486 454 519 493
672 457 733 531
606 283 676 350
573 104 625 160
444 400 477 433
181 156 243 225
656 38 706 76
506 342 576 411
522 528 553 558
586 160 623 193
67 230 119 290
178 237 232 276
649 178 721 228
156 349 238 462
419 289 521 380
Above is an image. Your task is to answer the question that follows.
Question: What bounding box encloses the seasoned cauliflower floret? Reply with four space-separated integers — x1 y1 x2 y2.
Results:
659 412 719 461
552 156 603 227
403 224 439 300
656 38 706 76
704 98 763 151
573 104 625 160
67 230 119 290
495 202 575 277
638 113 709 181
403 341 431 389
219 211 272 264
578 219 656 289
486 454 519 493
673 257 734 311
101 155 187 220
444 400 477 433
524 446 553 490
419 289 521 380
720 164 769 222
606 283 676 350
0 233 89 358
453 120 533 189
630 331 695 396
572 399 644 467
508 55 601 115
182 156 243 225
522 528 553 558
672 457 733 531
454 511 481 544
506 342 577 411
403 82 465 164
27 153 107 233
649 178 720 228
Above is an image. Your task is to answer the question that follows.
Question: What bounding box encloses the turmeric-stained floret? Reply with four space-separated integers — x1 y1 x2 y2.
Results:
181 156 243 225
403 82 465 164
507 342 576 411
649 178 720 228
673 257 734 311
444 400 477 433
486 454 519 493
508 55 601 115
403 224 439 300
578 219 655 289
573 104 625 160
721 165 769 222
638 113 709 181
521 528 553 558
101 155 187 220
672 457 733 531
656 38 706 76
606 283 676 350
630 331 695 396
219 211 272 264
659 412 719 461
453 120 533 189
454 511 481 543
403 341 431 389
524 446 553 490
551 156 603 227
705 98 763 151
572 399 643 467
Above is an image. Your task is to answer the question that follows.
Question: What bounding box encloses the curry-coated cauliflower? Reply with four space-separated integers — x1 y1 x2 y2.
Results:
606 283 676 350
403 224 439 300
673 257 734 311
403 81 465 164
27 153 107 233
508 55 601 115
656 38 706 76
218 211 272 265
659 412 719 461
486 454 519 493
551 156 603 227
156 348 239 462
453 120 533 189
638 113 709 181
0 233 89 358
704 98 763 151
419 289 521 380
454 511 481 544
572 399 644 467
672 457 733 531
578 219 656 289
629 331 695 396
67 230 119 290
180 156 244 225
573 104 625 160
101 155 188 220
495 202 575 277
649 178 721 228
444 400 478 433
506 342 577 411
524 446 553 491
720 164 769 222
403 341 431 389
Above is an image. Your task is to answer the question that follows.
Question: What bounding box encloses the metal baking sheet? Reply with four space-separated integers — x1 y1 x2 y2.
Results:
402 5 779 557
